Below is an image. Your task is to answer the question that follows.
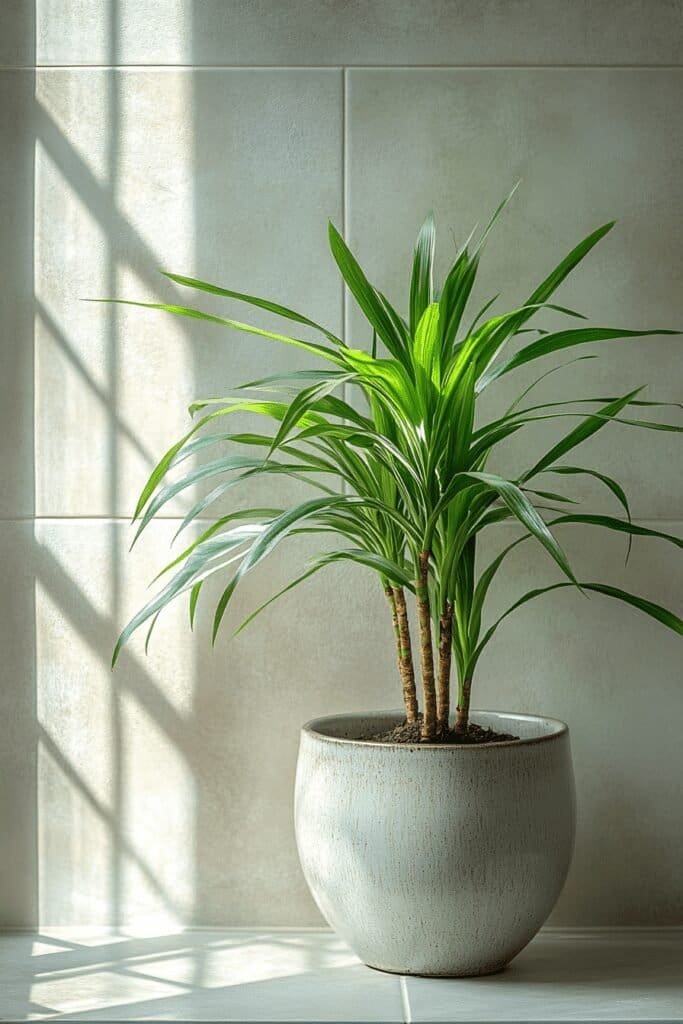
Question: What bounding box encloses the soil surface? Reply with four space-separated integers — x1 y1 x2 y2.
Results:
364 719 518 745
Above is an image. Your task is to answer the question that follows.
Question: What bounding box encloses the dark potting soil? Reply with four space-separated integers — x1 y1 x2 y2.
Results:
364 719 518 745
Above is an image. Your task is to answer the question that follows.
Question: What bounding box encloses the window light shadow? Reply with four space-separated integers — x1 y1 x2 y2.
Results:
30 0 203 943
1 930 370 1021
34 539 194 928
35 299 155 468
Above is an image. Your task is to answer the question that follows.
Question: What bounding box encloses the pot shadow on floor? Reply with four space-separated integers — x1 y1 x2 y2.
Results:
496 929 683 989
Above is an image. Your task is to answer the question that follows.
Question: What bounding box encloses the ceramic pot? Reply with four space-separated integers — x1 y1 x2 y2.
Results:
294 709 575 976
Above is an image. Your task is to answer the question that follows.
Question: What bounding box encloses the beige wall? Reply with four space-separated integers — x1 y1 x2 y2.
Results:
1 0 681 929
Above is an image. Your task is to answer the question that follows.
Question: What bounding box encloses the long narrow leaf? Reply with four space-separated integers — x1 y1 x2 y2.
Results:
466 472 578 585
328 222 409 363
473 581 683 668
479 326 678 389
90 298 343 364
544 464 632 559
521 389 643 481
550 514 683 549
211 495 350 640
112 525 265 665
410 212 436 334
162 271 344 346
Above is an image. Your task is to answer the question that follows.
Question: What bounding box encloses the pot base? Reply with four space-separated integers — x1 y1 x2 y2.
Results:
365 959 508 978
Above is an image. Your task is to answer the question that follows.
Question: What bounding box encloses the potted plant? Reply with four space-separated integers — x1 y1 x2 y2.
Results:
107 193 682 976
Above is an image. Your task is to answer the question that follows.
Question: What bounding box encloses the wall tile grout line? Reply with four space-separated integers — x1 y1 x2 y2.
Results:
342 65 348 325
4 64 683 71
340 64 348 497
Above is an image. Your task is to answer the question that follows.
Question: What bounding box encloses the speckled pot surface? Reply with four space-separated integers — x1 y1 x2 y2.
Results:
295 709 575 977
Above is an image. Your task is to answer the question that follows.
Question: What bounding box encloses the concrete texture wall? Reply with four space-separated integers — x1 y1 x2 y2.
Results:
1 1 681 929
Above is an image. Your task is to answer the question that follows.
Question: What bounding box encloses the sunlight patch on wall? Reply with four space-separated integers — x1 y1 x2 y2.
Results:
34 137 112 513
37 738 113 925
119 688 194 928
34 67 197 517
37 0 193 66
35 520 197 926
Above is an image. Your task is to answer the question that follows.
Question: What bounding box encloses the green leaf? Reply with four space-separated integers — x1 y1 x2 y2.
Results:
550 514 683 549
439 252 479 352
130 402 280 520
237 369 348 392
233 564 326 636
444 362 476 473
499 355 598 420
511 395 683 417
581 583 683 634
151 508 283 584
475 220 615 355
543 464 632 559
468 534 527 642
90 298 344 365
132 397 322 524
235 548 413 634
410 212 436 335
112 525 265 665
467 420 524 469
173 462 337 540
466 472 578 585
545 466 630 515
144 613 161 655
312 394 374 429
412 303 442 414
189 582 202 628
525 222 614 308
463 294 499 340
313 548 414 587
472 180 521 256
210 495 349 641
339 348 420 423
473 581 683 668
268 374 355 454
523 488 579 504
328 222 409 363
465 514 682 649
521 389 643 481
479 326 678 389
611 415 683 433
162 271 344 346
425 470 577 587
133 454 267 544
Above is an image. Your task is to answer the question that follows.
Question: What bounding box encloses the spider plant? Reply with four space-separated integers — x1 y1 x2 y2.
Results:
107 192 682 741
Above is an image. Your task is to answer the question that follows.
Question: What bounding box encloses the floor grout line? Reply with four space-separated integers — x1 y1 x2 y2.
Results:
3 923 683 935
399 975 412 1023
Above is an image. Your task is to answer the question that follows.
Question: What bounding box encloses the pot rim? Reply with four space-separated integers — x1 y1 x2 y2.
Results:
302 708 569 750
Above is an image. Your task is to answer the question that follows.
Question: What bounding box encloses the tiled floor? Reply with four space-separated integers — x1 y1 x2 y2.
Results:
1 927 682 1022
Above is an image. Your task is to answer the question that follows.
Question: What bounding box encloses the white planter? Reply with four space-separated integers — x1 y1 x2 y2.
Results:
295 709 575 977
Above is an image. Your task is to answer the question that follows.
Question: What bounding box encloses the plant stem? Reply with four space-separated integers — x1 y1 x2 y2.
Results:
454 676 472 736
416 550 437 741
385 586 418 723
437 600 453 734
